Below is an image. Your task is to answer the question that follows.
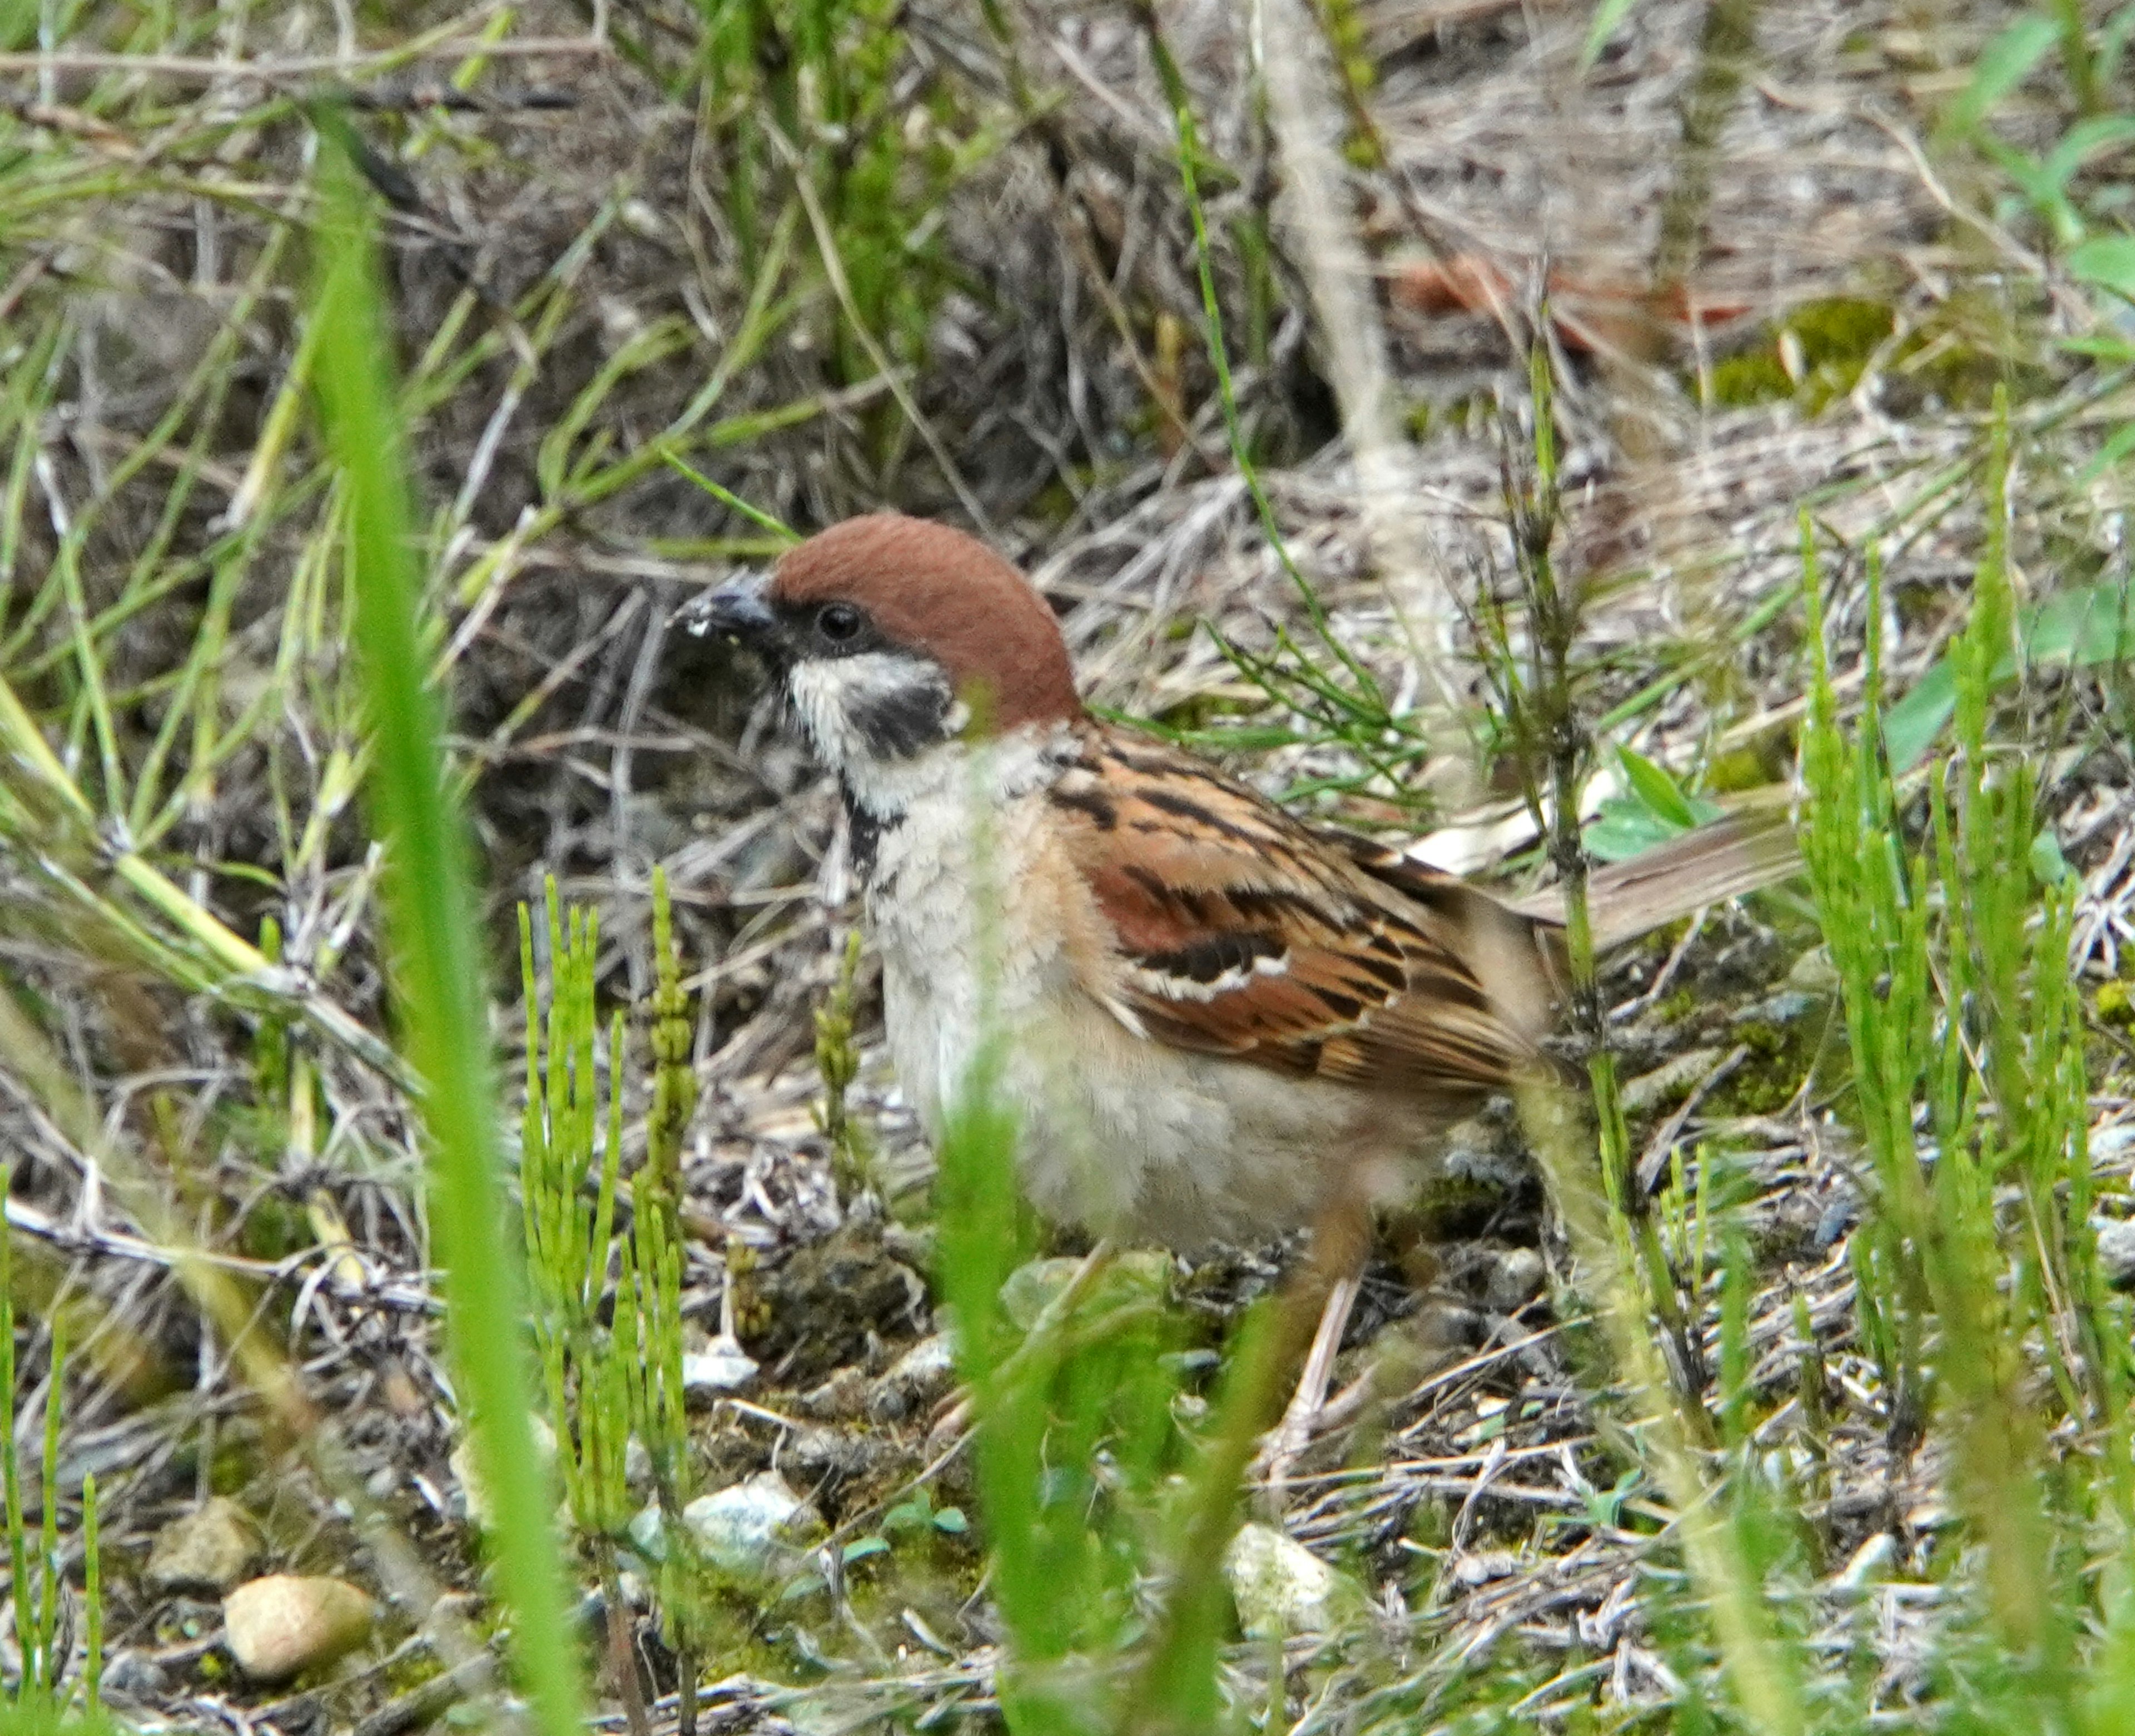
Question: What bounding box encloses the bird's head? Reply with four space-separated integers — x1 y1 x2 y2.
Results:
683 514 1083 803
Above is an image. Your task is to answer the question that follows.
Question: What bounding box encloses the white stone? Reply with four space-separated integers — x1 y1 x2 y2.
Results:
682 1340 760 1397
682 1472 820 1576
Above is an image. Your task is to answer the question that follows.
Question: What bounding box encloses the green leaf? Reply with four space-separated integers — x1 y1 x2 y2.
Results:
883 1495 930 1532
2030 828 2073 886
1578 0 1644 71
1617 746 1702 830
2069 235 2135 298
1940 14 2058 140
311 118 584 1736
1883 661 1957 775
842 1536 891 1564
2041 114 2135 192
1586 747 1723 862
2080 420 2135 484
1885 578 2135 772
776 1573 825 1604
932 1506 969 1534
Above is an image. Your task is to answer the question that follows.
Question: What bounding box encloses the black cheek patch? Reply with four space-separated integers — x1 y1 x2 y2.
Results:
849 680 956 760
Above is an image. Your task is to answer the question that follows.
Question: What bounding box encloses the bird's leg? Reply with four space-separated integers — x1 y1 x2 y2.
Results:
1254 1189 1374 1496
1255 1269 1363 1494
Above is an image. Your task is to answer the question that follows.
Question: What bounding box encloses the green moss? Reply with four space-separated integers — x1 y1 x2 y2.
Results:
1650 986 1699 1026
379 1644 446 1698
1707 297 1895 412
1407 1167 1522 1240
1706 740 1793 794
240 1191 312 1262
208 1435 262 1496
1707 1015 1827 1117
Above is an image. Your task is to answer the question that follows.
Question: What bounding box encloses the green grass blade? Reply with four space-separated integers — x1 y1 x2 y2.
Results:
308 118 584 1736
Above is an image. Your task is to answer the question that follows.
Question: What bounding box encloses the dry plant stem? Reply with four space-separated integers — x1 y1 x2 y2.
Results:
1253 1266 1362 1496
1257 0 1467 765
0 37 610 80
1499 346 1799 1731
1508 348 1706 1407
0 669 411 1088
599 1536 651 1736
763 120 994 537
1653 0 1762 288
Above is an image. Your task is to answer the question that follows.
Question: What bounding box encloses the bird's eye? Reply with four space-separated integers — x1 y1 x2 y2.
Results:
816 602 864 644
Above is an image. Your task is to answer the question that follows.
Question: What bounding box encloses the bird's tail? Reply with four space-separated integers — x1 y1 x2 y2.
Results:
1507 807 1803 951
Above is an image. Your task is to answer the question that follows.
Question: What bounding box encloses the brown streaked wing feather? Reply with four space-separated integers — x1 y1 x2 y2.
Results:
1052 731 1546 1099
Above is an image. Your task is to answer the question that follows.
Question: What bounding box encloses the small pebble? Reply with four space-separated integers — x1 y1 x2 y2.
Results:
2094 1218 2135 1290
1224 1523 1359 1638
870 1333 955 1422
631 1471 823 1583
999 1251 1170 1331
146 1497 264 1596
1450 1549 1520 1587
800 1366 870 1420
682 1339 760 1400
1483 1247 1546 1313
683 1472 822 1576
1732 989 1825 1027
222 1575 376 1682
1785 946 1841 995
450 1416 557 1529
99 1648 170 1701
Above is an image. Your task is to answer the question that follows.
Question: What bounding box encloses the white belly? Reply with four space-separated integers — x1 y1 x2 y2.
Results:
866 779 1411 1248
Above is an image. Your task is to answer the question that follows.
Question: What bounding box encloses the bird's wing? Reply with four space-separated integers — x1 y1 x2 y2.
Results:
1049 732 1546 1099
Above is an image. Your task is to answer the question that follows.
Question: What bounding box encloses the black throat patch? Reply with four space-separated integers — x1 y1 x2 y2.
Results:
845 794 888 881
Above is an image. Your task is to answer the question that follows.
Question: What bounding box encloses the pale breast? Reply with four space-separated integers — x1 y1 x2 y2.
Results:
865 763 1445 1249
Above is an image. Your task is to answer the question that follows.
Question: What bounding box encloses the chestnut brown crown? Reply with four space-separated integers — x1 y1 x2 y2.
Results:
769 514 1084 733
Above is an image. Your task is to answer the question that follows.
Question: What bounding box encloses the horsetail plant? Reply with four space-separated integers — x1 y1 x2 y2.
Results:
1798 391 2135 1722
0 1209 103 1728
519 873 708 1734
628 869 706 1736
518 884 642 1733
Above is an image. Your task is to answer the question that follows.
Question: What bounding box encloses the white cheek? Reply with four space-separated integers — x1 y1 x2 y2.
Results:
786 653 940 767
786 662 861 766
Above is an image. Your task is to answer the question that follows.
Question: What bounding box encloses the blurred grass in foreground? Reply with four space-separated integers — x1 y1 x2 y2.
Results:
309 121 584 1736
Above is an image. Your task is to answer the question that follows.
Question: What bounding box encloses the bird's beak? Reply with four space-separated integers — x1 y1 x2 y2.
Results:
675 569 777 646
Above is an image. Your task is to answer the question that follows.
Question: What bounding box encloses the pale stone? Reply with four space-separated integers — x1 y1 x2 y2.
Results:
1224 1522 1359 1638
146 1497 262 1595
624 1471 824 1583
682 1340 759 1398
998 1251 1171 1331
1483 1247 1546 1313
450 1415 558 1530
222 1575 376 1682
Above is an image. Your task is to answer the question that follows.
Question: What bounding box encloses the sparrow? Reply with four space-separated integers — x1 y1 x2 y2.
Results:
683 513 1798 1252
